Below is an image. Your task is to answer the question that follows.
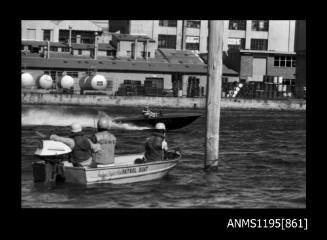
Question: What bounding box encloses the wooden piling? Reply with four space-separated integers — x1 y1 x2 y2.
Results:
205 21 224 171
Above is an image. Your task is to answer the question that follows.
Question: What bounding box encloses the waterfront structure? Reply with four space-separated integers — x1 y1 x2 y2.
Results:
21 49 238 97
21 20 303 99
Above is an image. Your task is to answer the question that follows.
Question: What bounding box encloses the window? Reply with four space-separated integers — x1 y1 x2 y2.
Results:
186 35 200 50
106 50 113 56
141 51 150 58
78 49 82 55
273 55 296 67
186 21 200 28
158 34 177 49
229 20 246 30
59 30 70 43
250 39 268 50
252 20 269 31
66 71 78 78
159 20 177 27
227 38 245 50
43 29 51 41
186 43 199 50
50 46 58 51
61 47 70 52
59 30 95 44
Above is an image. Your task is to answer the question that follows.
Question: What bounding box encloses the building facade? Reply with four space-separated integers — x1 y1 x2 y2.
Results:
109 20 296 53
22 20 105 44
109 20 298 89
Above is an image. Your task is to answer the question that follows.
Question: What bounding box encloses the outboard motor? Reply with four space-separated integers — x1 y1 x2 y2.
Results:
33 140 72 183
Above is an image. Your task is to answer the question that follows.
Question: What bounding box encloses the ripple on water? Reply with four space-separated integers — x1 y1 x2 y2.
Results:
21 106 306 208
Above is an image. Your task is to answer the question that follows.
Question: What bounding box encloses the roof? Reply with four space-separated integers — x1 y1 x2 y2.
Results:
57 20 102 32
158 49 205 64
98 43 115 51
21 56 238 75
22 57 207 74
112 34 155 43
22 40 67 48
22 40 115 51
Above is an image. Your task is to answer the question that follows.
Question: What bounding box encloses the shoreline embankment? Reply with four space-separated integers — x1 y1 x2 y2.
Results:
21 92 306 111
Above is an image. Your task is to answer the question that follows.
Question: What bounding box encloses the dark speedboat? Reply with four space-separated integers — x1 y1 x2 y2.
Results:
114 108 202 130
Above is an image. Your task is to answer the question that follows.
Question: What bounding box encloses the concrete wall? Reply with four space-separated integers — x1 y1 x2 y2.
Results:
129 20 155 37
21 92 306 110
116 41 132 57
199 21 208 53
268 20 296 52
240 55 253 79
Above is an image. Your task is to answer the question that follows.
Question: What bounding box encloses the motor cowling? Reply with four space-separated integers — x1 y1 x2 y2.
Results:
35 140 72 156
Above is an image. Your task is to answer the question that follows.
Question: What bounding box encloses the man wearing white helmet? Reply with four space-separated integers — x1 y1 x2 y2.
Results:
144 122 168 162
50 123 95 167
89 117 116 165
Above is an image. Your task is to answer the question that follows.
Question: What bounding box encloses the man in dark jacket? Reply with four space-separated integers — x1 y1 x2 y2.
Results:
50 123 96 167
144 122 168 162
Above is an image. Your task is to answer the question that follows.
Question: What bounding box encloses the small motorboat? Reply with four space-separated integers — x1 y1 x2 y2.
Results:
114 107 202 130
32 140 181 185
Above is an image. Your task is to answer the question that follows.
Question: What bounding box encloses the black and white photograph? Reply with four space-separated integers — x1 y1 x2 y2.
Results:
21 20 306 213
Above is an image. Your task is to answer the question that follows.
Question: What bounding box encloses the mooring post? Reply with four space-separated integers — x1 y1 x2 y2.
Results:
205 20 224 171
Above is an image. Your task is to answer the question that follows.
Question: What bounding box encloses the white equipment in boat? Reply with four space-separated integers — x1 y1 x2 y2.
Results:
34 140 71 156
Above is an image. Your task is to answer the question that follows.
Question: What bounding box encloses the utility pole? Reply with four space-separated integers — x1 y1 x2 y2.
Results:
47 41 50 59
205 20 224 171
94 32 98 60
68 26 72 53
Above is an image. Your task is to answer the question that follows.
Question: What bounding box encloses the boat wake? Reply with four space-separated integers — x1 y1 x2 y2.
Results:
21 109 150 130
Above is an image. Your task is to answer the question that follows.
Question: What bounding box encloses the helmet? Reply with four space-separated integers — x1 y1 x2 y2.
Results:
97 117 111 130
155 122 166 131
71 123 82 133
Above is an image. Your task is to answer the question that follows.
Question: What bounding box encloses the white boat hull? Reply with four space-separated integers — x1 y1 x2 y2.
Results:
62 154 180 185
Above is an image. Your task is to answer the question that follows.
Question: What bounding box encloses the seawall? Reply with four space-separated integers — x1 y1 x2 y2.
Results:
21 92 306 111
